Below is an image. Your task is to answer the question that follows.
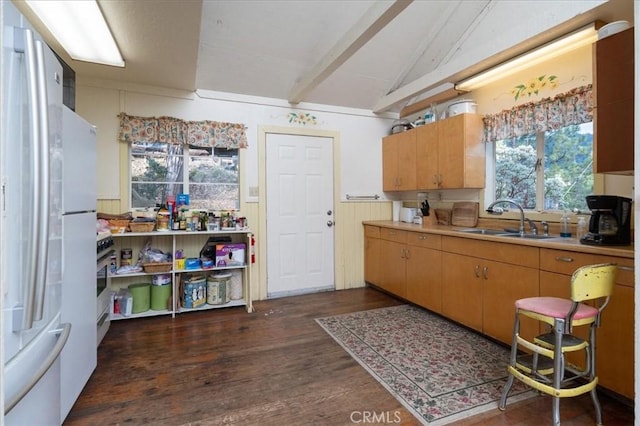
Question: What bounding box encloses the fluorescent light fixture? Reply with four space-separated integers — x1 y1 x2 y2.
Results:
25 0 124 67
455 24 597 92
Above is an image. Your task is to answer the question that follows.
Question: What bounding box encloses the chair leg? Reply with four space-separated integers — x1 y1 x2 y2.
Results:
499 311 520 411
588 324 603 425
551 319 564 426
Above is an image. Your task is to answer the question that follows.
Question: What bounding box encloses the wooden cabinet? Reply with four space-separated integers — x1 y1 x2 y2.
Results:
111 230 252 319
362 224 634 399
539 248 634 399
377 228 408 297
405 232 442 314
382 130 416 191
416 113 485 189
441 236 539 345
364 225 382 286
364 226 442 311
593 27 634 174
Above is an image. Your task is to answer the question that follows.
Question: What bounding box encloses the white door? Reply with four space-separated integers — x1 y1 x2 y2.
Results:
266 133 334 298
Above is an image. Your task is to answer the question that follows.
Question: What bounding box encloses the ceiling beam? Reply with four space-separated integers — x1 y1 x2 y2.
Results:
288 0 413 105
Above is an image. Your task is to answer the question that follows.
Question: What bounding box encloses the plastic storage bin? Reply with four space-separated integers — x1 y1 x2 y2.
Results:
151 283 171 310
128 283 151 313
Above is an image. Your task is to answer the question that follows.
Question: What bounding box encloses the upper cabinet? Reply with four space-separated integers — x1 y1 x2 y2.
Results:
382 128 417 191
416 113 485 190
383 113 485 191
593 27 634 174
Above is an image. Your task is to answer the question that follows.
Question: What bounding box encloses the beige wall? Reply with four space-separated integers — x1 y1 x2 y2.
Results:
82 82 395 300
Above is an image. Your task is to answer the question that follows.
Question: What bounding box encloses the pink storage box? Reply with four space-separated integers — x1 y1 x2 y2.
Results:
215 243 245 267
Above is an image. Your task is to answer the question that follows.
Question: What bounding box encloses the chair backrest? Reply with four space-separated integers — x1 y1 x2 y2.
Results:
570 263 617 303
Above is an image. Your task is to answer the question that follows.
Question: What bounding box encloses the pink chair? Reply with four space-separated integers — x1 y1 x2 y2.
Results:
499 263 618 425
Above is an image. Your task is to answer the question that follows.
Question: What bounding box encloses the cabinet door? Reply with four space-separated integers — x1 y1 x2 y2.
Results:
416 123 439 189
364 236 382 286
482 260 538 345
379 240 407 297
382 130 416 191
593 27 634 173
437 114 485 189
382 134 400 191
406 245 442 313
596 284 634 398
442 252 482 331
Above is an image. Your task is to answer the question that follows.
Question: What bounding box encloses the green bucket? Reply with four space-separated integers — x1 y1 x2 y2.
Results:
151 283 171 310
128 283 150 313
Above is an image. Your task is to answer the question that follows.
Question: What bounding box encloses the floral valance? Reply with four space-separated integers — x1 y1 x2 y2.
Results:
483 84 593 142
118 113 248 149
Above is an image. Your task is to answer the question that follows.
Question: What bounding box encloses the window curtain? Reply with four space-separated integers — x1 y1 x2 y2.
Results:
483 84 593 142
118 113 248 148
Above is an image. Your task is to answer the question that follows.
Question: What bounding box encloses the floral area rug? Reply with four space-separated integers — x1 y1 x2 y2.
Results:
316 305 533 425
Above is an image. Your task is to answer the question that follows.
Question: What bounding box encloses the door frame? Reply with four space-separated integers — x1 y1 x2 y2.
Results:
257 126 342 300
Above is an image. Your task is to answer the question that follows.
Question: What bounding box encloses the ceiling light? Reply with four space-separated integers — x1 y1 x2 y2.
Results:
455 24 597 92
25 0 124 67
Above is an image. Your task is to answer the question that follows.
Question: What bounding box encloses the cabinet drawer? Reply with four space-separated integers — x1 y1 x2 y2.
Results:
540 248 634 287
364 225 380 238
407 232 441 249
380 228 407 243
442 236 538 268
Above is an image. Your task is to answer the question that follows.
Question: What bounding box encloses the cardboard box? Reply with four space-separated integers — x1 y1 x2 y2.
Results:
215 243 245 267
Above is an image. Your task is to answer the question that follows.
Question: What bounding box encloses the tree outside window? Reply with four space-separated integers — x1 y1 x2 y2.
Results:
494 123 593 212
130 141 239 210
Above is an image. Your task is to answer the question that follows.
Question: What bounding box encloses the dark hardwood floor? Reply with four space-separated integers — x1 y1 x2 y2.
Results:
65 287 634 425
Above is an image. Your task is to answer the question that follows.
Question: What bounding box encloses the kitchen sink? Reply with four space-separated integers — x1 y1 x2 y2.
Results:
498 233 558 240
456 228 510 235
456 229 558 240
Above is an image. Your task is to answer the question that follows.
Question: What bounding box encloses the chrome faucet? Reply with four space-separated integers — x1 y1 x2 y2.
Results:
486 199 526 236
525 218 538 235
541 221 549 236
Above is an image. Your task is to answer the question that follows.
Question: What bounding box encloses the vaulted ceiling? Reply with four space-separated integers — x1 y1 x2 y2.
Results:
16 0 634 114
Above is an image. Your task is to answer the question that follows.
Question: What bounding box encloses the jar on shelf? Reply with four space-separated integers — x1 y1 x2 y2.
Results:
156 205 170 231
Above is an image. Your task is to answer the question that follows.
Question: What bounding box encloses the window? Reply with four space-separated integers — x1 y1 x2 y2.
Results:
130 141 239 210
493 123 593 212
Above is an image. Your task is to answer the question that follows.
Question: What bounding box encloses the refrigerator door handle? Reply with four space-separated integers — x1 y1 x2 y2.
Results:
4 322 71 415
32 38 51 322
13 27 42 330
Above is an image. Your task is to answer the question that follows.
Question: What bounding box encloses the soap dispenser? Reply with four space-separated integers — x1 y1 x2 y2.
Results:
560 211 572 238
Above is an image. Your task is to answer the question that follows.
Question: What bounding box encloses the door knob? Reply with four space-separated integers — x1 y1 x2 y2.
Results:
327 210 333 216
327 220 335 227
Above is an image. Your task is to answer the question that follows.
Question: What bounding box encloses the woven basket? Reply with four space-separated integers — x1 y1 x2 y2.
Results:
142 262 172 273
129 221 156 233
109 219 131 233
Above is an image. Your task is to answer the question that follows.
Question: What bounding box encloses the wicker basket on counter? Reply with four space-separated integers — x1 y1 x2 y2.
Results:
142 262 172 273
129 221 156 233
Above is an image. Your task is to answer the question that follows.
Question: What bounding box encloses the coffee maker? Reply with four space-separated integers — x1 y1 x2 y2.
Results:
580 195 632 246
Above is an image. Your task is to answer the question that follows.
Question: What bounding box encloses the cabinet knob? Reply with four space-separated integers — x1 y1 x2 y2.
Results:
555 256 574 263
482 266 488 280
474 265 480 278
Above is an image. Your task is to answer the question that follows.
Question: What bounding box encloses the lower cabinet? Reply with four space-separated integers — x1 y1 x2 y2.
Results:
362 226 634 400
539 248 634 399
405 233 442 314
364 225 382 286
442 251 539 344
364 226 442 312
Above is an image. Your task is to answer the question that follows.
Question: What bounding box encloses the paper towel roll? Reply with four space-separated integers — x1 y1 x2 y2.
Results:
392 201 401 221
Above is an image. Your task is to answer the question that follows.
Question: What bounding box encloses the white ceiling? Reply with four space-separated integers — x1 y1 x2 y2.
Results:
16 0 634 114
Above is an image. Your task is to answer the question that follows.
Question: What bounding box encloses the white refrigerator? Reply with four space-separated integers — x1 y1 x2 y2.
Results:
2 2 97 424
59 106 97 421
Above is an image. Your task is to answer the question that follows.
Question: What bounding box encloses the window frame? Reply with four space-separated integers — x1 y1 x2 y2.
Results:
126 142 240 211
483 123 598 221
